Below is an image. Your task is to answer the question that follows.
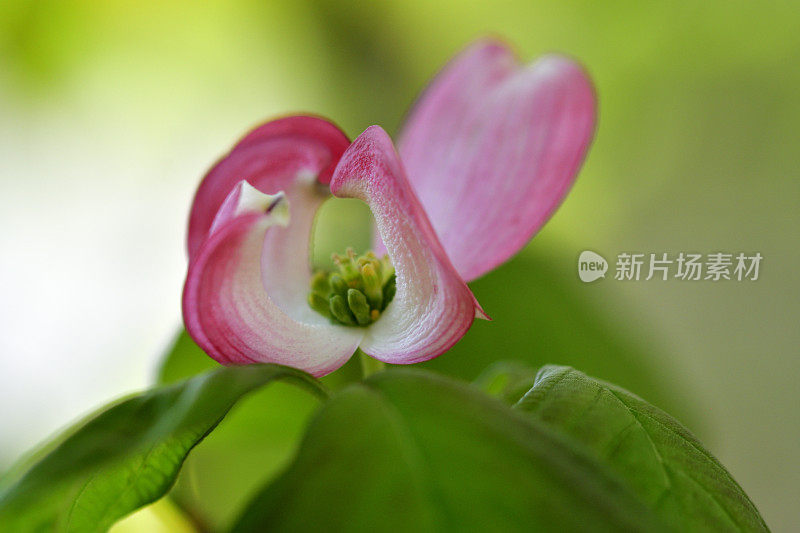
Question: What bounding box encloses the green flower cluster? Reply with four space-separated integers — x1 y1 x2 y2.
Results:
308 249 396 326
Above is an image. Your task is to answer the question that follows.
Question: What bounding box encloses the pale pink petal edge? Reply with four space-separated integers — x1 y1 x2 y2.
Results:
331 126 485 365
183 185 362 377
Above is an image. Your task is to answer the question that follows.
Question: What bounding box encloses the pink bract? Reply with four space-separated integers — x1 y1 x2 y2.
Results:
397 39 596 281
182 38 596 376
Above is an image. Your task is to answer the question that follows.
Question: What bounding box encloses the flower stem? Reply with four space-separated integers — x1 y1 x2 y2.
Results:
358 349 386 378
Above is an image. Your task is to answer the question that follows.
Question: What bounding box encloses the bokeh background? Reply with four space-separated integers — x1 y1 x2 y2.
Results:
1 0 798 529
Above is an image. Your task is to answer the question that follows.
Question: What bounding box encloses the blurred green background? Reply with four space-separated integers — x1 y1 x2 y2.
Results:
0 0 798 530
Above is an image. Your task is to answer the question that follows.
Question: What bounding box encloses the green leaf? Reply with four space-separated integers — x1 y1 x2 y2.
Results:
156 329 218 385
514 366 768 532
473 360 540 404
0 364 326 533
156 330 361 530
232 369 668 532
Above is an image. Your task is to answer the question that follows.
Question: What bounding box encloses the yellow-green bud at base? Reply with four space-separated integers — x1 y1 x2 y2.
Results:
347 289 372 325
308 292 332 319
308 248 397 327
310 271 331 295
329 294 357 326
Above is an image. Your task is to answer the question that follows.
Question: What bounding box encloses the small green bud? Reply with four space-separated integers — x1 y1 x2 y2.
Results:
333 248 360 281
308 292 332 319
380 255 394 284
381 273 396 310
347 289 372 326
360 263 383 310
311 271 330 295
329 274 349 299
329 295 357 326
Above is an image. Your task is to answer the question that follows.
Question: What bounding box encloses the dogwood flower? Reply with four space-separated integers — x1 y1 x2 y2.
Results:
182 39 596 377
